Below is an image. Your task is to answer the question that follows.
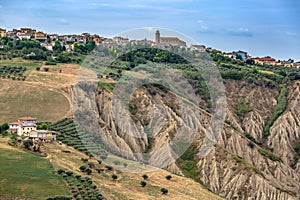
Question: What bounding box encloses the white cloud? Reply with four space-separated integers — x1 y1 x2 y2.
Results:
225 27 253 37
238 27 249 32
197 19 204 23
200 25 207 30
59 18 70 25
286 31 296 36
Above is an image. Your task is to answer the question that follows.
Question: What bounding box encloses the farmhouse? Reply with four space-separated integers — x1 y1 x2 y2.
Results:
254 56 276 65
9 116 37 136
29 130 56 142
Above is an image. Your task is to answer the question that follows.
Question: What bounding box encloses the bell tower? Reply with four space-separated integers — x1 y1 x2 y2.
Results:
155 30 160 43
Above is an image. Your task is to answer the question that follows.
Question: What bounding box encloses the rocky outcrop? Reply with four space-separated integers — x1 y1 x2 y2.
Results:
71 79 300 200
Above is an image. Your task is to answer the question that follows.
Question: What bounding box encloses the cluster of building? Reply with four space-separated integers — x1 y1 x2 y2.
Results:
8 116 56 142
0 27 103 52
0 27 299 68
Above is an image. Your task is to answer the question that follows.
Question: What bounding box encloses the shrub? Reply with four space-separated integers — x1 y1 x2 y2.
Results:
161 188 168 194
233 102 253 116
97 159 102 164
264 84 287 137
258 148 282 162
81 158 89 163
23 139 33 150
66 171 73 176
100 154 107 160
105 165 113 170
85 168 92 175
80 165 87 172
142 174 148 180
57 169 65 174
165 175 172 180
113 160 120 165
111 174 118 180
88 162 95 168
75 174 81 179
140 181 147 187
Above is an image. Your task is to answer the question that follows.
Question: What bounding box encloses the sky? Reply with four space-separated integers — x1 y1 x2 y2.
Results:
0 0 299 61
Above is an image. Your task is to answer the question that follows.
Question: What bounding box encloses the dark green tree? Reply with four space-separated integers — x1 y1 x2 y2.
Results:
112 174 118 180
165 175 172 180
53 41 63 54
161 188 168 194
1 123 9 131
23 139 33 150
140 181 147 187
142 174 148 180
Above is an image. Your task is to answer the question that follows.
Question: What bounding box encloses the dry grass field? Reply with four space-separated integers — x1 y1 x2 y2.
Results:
45 142 224 200
0 61 80 123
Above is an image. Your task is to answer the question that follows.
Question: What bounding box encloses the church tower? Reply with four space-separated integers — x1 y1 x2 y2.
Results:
155 30 160 43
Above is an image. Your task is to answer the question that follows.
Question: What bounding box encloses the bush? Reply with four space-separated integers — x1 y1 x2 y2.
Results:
111 174 118 180
66 171 73 176
81 158 89 163
105 165 113 170
233 102 253 116
97 159 102 164
57 169 65 174
142 174 148 180
113 160 120 165
79 165 87 172
85 168 92 175
23 139 33 150
161 188 168 194
258 148 282 162
140 181 147 187
165 175 172 180
264 84 287 137
88 162 95 168
100 154 108 160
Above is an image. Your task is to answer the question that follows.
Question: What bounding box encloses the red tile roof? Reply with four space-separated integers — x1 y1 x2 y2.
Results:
254 57 276 62
9 121 21 125
18 116 37 121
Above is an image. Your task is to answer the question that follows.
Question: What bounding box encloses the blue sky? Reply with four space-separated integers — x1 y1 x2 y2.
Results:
0 0 299 60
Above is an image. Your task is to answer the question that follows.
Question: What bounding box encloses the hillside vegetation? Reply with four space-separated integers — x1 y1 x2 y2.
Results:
0 139 69 200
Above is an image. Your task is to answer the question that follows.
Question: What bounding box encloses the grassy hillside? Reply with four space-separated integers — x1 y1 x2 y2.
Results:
45 141 224 200
0 59 79 123
0 140 70 200
0 82 70 123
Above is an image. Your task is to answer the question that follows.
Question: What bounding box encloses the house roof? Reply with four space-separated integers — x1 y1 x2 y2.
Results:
19 116 37 121
0 28 6 31
255 57 276 62
21 123 36 127
9 121 21 125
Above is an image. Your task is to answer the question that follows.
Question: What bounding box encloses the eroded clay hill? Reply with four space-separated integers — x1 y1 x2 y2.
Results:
88 79 300 200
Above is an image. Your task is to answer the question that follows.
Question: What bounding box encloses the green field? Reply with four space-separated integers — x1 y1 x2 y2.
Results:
0 147 70 200
0 58 42 70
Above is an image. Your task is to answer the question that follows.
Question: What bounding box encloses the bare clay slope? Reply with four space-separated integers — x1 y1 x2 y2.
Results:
93 81 300 200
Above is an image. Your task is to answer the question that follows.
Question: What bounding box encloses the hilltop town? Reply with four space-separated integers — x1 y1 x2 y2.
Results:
0 27 299 68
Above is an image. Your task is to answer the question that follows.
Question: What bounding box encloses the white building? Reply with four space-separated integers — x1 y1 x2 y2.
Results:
29 130 56 142
8 116 37 136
